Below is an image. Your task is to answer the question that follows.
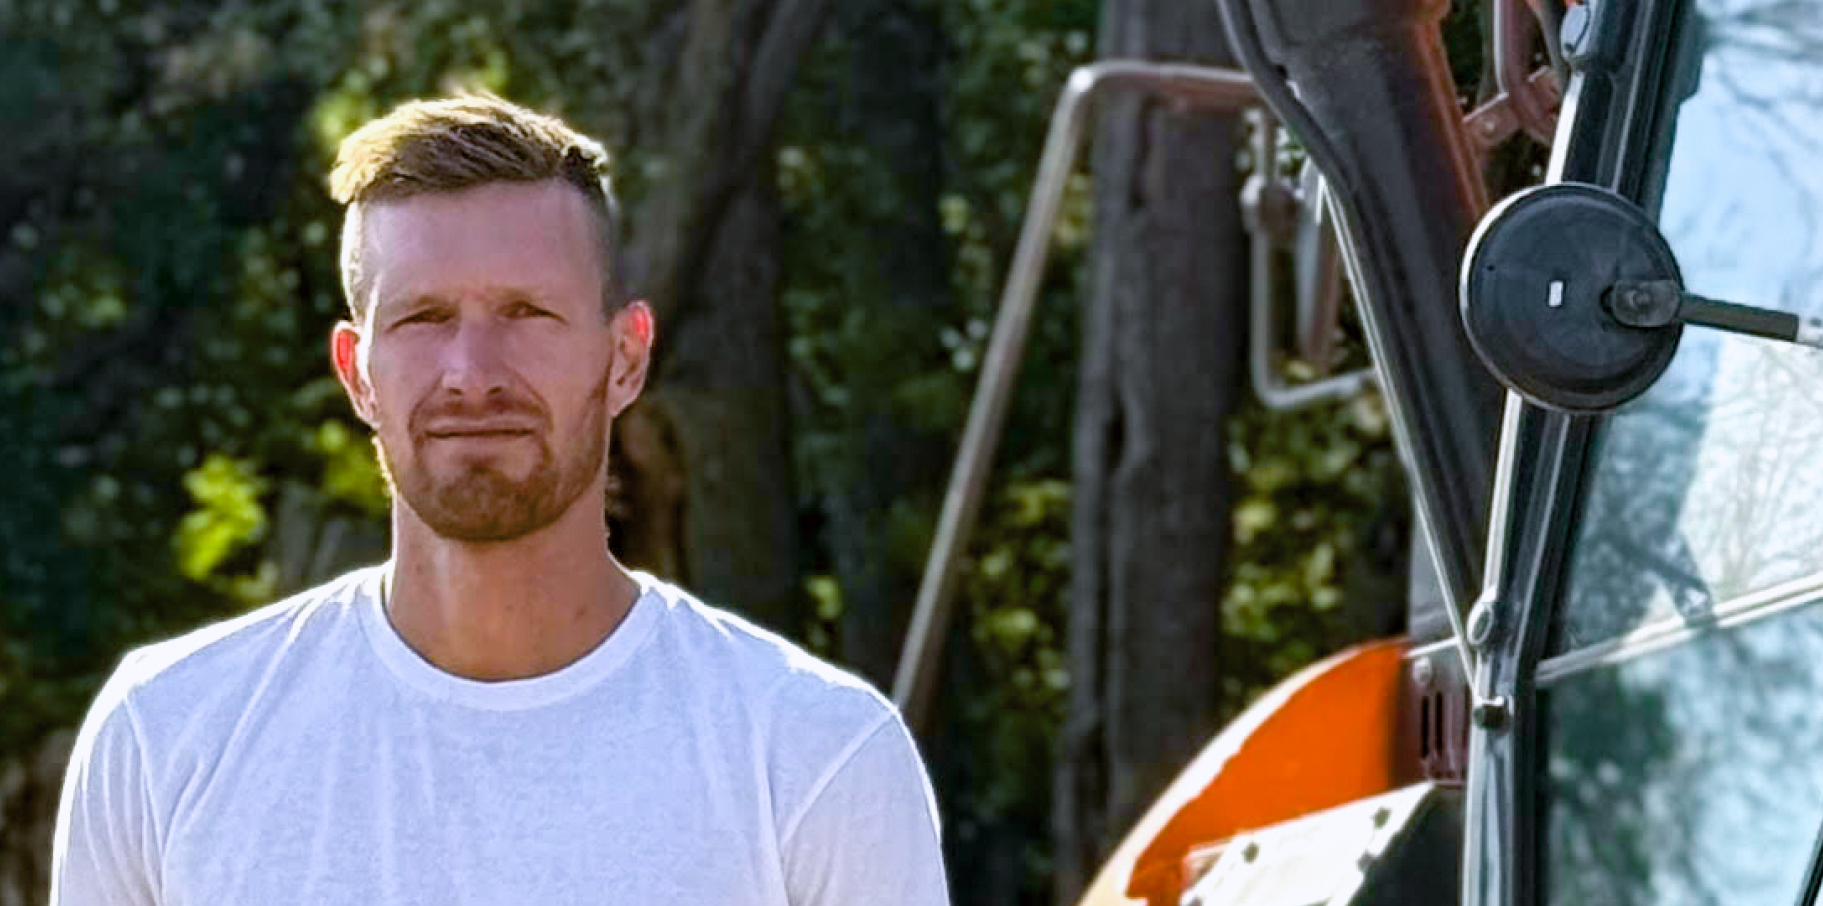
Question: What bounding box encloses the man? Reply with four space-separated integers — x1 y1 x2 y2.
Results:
51 95 950 905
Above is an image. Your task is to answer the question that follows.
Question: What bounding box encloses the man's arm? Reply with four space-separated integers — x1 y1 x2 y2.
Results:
780 712 950 906
51 662 160 906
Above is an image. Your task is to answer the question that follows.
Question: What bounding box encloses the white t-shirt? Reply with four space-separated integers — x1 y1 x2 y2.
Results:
51 565 949 906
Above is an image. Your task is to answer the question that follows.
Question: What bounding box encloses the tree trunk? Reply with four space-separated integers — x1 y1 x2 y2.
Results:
609 0 837 631
1054 3 1248 902
631 178 803 630
0 732 71 906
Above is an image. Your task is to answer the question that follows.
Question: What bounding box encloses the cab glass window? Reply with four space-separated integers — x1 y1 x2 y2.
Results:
1542 597 1823 905
1549 0 1823 655
1541 2 1823 902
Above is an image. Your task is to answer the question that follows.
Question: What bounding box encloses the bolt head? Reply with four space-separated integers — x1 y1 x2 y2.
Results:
1472 697 1511 730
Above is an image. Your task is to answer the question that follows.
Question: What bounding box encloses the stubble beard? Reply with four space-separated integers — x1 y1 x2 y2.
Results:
376 373 610 544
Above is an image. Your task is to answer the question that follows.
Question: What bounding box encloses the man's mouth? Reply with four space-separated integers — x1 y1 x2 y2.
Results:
425 428 535 440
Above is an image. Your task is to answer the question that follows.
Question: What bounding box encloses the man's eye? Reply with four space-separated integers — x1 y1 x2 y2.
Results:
400 310 448 325
507 302 555 319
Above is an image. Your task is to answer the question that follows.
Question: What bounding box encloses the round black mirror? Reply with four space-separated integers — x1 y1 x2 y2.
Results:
1460 182 1684 414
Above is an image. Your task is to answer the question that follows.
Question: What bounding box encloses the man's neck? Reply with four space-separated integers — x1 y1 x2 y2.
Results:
384 501 641 682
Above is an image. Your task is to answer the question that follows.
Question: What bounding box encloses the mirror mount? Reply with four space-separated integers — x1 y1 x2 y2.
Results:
1461 181 1823 414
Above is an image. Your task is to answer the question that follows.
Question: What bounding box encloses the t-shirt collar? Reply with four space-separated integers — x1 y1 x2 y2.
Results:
355 562 665 710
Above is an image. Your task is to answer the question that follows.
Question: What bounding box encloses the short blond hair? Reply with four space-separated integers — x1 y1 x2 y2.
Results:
330 94 627 317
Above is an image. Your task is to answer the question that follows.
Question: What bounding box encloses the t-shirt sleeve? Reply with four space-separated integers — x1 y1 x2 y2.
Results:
779 711 950 906
51 660 162 906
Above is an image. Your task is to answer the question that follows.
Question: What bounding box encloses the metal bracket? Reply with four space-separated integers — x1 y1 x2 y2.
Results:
1240 110 1376 412
1465 594 1513 731
1465 67 1564 158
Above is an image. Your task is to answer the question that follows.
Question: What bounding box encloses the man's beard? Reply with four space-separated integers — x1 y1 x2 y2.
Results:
375 375 609 543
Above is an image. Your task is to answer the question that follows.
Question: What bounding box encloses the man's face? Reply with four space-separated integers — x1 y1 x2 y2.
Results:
332 180 649 543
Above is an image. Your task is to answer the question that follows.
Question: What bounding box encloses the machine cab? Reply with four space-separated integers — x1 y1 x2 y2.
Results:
1501 0 1823 903
1070 0 1823 903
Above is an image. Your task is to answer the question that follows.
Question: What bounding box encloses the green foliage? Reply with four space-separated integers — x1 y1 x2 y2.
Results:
1223 392 1408 710
779 0 1097 471
777 6 1091 897
308 419 390 518
174 453 269 582
955 480 1071 856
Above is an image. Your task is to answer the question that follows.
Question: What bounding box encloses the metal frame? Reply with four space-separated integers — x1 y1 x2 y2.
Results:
1216 0 1509 689
1460 399 1593 906
1461 0 1692 903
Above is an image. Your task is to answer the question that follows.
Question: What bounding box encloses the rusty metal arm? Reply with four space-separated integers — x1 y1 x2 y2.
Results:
1495 0 1561 144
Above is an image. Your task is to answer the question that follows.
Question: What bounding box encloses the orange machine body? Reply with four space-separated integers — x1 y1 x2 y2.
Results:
1077 639 1419 906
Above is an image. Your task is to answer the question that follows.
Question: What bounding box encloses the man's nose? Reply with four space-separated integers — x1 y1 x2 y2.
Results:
438 320 509 398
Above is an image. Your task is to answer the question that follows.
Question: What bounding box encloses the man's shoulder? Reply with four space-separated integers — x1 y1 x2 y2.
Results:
104 566 379 721
638 574 899 734
638 575 921 824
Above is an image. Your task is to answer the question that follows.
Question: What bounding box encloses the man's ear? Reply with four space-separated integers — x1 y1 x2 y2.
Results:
331 321 378 426
606 301 655 417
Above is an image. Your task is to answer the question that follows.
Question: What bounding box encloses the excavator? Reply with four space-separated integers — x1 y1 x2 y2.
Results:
891 0 1823 903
